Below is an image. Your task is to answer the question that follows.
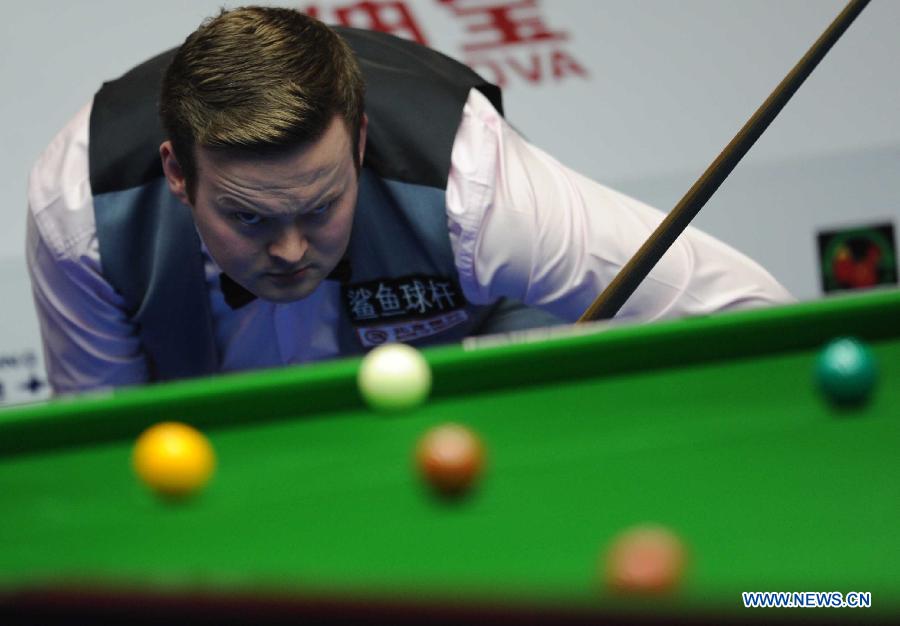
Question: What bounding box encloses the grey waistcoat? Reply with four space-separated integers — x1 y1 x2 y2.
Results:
89 27 561 382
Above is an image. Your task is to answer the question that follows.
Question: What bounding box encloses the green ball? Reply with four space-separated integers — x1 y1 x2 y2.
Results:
815 337 877 407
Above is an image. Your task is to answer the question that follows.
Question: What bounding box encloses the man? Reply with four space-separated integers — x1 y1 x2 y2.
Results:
26 7 792 394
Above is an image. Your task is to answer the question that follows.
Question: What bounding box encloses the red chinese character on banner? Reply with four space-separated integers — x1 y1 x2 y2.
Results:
438 0 567 52
303 2 429 45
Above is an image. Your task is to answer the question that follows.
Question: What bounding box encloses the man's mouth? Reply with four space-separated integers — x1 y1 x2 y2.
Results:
267 266 311 281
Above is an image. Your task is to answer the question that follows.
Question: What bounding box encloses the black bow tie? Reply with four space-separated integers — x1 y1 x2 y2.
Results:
219 258 352 310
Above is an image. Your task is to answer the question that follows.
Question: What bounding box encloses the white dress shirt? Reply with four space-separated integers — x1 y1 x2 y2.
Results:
26 89 793 394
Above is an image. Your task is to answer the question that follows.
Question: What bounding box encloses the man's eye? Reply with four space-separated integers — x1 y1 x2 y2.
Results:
233 211 262 225
311 202 332 216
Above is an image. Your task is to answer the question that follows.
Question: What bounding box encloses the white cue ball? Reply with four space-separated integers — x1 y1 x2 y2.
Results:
357 343 432 412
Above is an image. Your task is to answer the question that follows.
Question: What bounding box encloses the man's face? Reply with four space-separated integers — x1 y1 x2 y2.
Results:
161 114 365 303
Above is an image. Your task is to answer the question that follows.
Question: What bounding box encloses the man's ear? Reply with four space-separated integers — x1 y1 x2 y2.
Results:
160 141 191 206
357 113 368 167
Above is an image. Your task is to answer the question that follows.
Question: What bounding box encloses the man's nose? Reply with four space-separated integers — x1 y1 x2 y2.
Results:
268 225 308 264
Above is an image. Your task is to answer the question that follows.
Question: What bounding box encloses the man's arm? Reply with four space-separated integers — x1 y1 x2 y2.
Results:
26 102 148 394
447 89 794 323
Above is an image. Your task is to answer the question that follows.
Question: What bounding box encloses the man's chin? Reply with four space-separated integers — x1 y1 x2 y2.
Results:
255 274 322 303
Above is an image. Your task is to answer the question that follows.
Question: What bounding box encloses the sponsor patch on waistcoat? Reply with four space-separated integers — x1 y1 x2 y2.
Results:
342 275 469 347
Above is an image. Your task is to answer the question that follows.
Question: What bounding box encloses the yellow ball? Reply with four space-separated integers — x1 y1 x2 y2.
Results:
132 422 216 498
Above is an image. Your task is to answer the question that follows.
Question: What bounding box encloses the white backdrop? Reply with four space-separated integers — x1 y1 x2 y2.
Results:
1 0 898 404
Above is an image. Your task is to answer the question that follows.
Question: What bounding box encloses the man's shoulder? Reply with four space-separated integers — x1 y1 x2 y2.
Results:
334 26 502 114
335 28 502 191
28 101 97 261
90 49 173 195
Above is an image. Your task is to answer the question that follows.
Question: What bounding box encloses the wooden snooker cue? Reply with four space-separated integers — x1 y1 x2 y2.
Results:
578 0 871 323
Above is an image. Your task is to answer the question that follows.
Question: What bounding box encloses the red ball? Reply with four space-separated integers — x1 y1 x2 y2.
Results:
603 525 687 595
415 423 485 496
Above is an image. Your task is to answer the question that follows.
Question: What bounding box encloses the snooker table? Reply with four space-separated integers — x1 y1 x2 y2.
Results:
1 288 898 624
